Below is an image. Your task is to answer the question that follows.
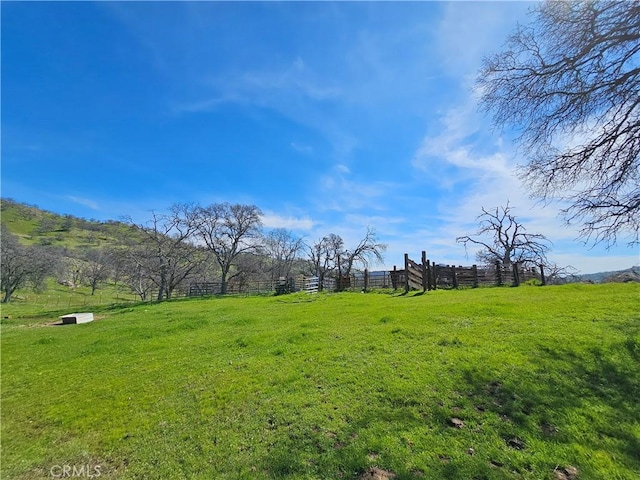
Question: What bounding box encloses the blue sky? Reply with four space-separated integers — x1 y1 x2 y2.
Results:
2 1 638 274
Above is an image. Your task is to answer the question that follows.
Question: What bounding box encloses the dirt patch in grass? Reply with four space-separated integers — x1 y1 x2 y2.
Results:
359 467 396 479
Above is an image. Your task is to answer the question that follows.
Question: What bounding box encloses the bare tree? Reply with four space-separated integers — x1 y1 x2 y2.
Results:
308 229 386 291
2 230 32 303
341 227 387 280
478 1 640 246
79 248 113 295
263 228 305 282
116 254 156 302
456 203 551 268
187 203 263 294
228 252 269 293
541 262 579 285
58 257 85 288
124 204 204 301
1 226 53 303
309 234 343 291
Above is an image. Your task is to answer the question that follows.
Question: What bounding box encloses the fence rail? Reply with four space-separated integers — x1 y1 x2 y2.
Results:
180 250 544 299
304 277 319 294
390 251 544 293
185 272 391 298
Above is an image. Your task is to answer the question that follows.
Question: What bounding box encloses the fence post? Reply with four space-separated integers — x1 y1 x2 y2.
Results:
364 269 369 292
513 262 520 287
452 265 458 289
472 264 478 288
404 253 410 293
432 262 437 290
391 266 398 290
495 261 503 286
421 251 427 292
426 260 432 290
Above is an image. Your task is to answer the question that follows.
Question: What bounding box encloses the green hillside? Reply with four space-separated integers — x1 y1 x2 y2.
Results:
2 284 639 479
1 198 131 249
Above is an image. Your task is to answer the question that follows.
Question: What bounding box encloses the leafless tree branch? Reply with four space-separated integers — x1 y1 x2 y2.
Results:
479 1 640 246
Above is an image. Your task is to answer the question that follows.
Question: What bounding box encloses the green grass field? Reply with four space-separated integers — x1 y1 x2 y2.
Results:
2 284 639 479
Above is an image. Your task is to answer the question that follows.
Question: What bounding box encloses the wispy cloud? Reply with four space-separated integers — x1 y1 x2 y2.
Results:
290 142 313 154
238 57 342 101
66 196 99 210
410 77 581 264
399 1 603 267
316 166 397 214
435 2 533 76
261 211 315 231
173 56 342 115
335 164 350 175
171 93 247 114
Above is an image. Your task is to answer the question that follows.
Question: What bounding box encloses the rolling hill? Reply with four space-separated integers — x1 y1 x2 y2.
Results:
1 198 132 249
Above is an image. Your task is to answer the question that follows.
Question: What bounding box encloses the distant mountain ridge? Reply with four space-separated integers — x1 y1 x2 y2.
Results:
577 266 640 283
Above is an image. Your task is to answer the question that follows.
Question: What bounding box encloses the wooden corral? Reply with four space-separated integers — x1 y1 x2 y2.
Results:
391 251 544 293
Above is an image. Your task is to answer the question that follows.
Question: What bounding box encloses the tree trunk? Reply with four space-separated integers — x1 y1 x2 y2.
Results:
2 288 12 303
157 272 167 301
220 270 228 295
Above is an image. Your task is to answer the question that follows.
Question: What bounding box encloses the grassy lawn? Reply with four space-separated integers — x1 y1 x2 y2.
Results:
1 284 639 479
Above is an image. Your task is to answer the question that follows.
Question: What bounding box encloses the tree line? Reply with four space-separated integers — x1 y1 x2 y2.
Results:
1 202 387 303
2 196 583 304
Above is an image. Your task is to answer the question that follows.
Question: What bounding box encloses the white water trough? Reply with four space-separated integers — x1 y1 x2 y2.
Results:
60 312 94 325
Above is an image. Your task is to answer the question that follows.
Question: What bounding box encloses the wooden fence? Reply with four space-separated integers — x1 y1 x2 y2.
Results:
185 252 544 298
391 251 544 292
187 281 278 296
303 276 319 294
186 271 392 297
187 276 336 297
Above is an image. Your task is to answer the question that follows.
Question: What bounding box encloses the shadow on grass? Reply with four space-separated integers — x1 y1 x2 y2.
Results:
460 337 640 475
394 290 427 297
261 335 640 479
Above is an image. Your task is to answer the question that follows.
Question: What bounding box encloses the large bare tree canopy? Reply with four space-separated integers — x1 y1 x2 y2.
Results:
188 203 263 294
456 203 551 268
478 1 640 246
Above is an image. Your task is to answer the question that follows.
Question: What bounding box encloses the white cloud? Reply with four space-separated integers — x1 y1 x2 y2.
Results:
412 85 512 178
410 70 592 269
436 2 533 76
261 212 315 231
